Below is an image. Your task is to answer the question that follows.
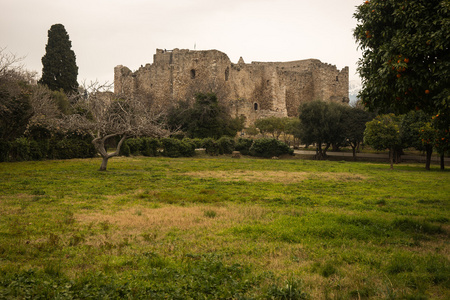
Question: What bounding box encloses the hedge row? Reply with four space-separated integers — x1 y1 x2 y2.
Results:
120 137 293 158
0 136 293 162
0 134 96 162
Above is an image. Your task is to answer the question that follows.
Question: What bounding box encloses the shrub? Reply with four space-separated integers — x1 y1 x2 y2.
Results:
11 137 31 161
0 140 11 162
29 139 45 160
184 138 203 149
161 138 195 158
126 138 143 156
217 136 235 155
141 138 160 157
51 137 95 159
249 138 293 158
203 138 219 156
120 143 130 157
235 138 254 155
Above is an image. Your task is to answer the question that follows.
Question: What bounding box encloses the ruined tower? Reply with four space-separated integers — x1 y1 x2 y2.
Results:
114 48 349 125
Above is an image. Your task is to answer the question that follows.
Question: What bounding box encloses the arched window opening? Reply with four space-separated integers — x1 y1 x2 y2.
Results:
190 69 196 79
254 103 258 111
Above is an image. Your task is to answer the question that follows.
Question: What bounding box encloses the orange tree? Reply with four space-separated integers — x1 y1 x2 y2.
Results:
354 0 449 169
354 0 449 116
364 114 401 169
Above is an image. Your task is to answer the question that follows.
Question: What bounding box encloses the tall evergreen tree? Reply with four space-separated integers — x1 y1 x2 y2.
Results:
39 24 78 93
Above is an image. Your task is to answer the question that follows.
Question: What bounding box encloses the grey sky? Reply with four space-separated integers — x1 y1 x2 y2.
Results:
1 0 363 85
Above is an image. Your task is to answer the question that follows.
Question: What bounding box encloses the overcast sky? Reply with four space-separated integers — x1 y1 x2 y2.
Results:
2 0 363 85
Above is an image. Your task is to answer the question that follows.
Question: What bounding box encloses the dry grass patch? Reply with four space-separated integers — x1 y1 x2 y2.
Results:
75 205 271 246
184 170 367 183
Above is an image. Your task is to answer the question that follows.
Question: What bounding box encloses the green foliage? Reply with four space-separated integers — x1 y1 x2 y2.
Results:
254 117 286 139
0 140 10 162
39 24 78 93
364 114 401 151
51 89 71 114
10 137 31 161
245 125 260 137
4 132 95 162
124 138 143 156
141 137 160 157
161 138 195 157
249 138 293 158
167 92 244 139
187 138 203 149
354 0 449 118
298 100 346 158
49 135 95 159
284 118 302 139
217 136 235 154
0 78 33 141
202 138 219 156
401 110 431 151
119 143 130 157
267 278 309 299
418 122 437 149
235 137 254 155
0 255 261 299
341 106 374 152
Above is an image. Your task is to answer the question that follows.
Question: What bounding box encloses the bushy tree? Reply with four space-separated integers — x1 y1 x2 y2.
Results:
354 0 449 116
167 92 244 139
297 100 346 159
254 117 285 140
39 24 78 94
0 49 33 141
400 110 435 169
354 0 449 168
341 106 374 160
283 118 302 148
364 114 402 169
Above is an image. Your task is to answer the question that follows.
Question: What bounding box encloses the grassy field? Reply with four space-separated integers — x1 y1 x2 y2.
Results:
0 155 449 299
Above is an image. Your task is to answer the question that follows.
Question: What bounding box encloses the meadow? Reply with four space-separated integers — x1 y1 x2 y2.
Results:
0 155 448 299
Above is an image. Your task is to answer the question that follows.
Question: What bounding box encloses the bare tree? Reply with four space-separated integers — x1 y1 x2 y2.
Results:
65 82 171 171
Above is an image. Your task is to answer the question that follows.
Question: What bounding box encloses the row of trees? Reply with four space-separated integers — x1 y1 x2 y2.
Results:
246 102 373 160
244 100 448 170
365 111 449 170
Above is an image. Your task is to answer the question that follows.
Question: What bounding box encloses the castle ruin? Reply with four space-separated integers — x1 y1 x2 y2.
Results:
114 48 349 125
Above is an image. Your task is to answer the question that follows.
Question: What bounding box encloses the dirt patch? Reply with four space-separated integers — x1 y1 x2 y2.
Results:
184 170 366 183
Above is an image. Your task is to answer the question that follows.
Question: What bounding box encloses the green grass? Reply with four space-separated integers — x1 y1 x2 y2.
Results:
0 156 449 299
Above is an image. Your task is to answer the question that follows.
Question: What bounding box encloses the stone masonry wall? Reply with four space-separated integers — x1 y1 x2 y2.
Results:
114 48 349 126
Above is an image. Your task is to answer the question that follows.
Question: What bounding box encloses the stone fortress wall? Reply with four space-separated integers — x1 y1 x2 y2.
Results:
114 48 349 125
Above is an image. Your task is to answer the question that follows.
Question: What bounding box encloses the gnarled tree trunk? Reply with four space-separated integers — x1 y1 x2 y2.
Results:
93 134 128 171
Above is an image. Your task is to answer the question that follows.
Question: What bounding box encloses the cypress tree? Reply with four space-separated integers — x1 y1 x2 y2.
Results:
39 24 78 93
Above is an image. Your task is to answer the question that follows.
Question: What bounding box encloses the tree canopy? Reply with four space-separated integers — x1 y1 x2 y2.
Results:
354 0 449 117
167 92 244 139
39 24 78 94
297 100 346 159
364 114 402 169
